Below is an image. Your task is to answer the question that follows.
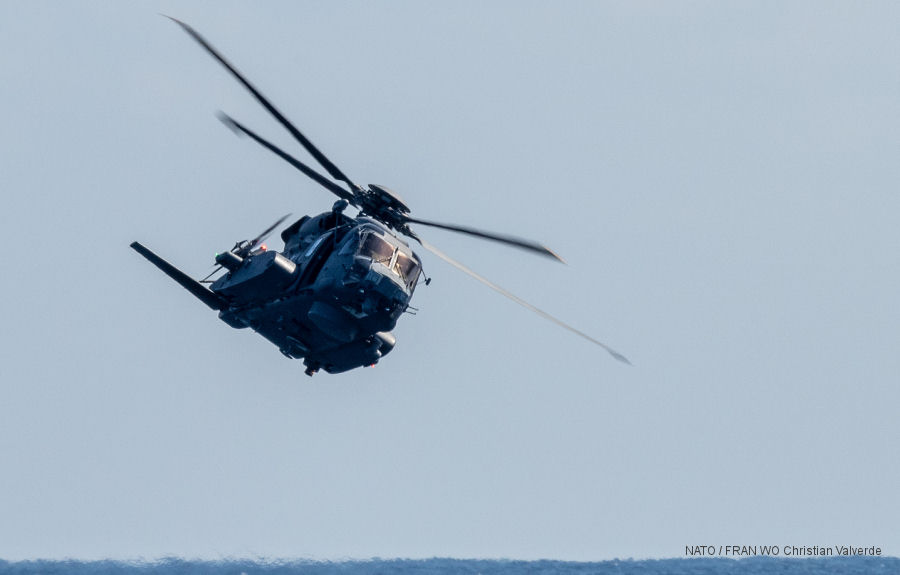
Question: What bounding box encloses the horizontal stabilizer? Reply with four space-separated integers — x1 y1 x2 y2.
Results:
130 242 225 310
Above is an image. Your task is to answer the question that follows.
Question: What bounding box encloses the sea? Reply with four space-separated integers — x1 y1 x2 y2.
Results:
0 558 898 575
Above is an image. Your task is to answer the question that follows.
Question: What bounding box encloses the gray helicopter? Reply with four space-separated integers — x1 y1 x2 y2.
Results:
131 18 629 375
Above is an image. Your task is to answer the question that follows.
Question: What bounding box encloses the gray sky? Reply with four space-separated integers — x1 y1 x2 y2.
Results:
1 0 898 562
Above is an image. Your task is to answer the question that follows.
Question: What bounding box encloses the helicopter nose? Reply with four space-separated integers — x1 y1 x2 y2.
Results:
359 270 408 316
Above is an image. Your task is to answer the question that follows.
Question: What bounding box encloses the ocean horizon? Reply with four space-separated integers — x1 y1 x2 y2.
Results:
1 557 898 574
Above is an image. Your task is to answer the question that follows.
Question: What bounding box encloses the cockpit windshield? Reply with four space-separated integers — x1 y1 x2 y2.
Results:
361 233 394 264
354 230 421 288
393 252 420 286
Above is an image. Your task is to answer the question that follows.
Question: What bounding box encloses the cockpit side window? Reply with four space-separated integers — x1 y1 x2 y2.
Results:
338 229 361 255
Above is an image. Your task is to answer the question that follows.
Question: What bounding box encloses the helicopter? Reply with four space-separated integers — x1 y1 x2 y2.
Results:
131 18 629 376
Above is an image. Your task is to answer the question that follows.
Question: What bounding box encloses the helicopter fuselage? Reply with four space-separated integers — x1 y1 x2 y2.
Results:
131 18 629 375
210 213 422 375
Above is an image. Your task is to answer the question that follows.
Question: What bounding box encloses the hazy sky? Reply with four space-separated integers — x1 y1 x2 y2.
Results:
1 0 898 562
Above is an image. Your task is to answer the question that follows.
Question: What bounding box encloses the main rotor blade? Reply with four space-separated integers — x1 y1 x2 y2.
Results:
405 216 565 263
417 239 631 365
218 112 356 204
166 16 360 191
249 212 292 251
